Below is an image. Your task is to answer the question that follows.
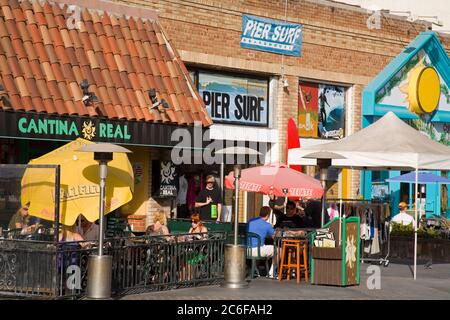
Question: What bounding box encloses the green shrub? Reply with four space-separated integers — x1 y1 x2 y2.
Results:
390 222 441 239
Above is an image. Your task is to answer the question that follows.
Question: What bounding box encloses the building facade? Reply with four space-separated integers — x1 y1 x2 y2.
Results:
113 0 449 222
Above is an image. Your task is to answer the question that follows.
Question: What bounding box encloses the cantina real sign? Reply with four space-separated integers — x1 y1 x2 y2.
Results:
18 117 131 140
0 111 189 147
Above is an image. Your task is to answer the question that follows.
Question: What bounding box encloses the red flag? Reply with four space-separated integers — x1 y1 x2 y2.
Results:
286 118 302 172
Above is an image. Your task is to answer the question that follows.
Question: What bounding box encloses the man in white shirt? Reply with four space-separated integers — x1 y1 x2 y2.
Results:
391 202 415 226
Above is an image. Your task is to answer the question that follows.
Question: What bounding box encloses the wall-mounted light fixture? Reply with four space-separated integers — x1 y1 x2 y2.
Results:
0 84 12 109
80 79 98 106
148 88 170 111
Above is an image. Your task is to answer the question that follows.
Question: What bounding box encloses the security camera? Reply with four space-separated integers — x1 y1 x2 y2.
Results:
407 14 417 23
82 95 90 104
434 20 444 27
282 78 289 88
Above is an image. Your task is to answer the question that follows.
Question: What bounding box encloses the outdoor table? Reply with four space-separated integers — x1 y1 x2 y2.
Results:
272 228 315 279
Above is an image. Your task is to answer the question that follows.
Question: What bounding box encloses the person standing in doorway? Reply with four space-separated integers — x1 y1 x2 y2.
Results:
195 175 222 222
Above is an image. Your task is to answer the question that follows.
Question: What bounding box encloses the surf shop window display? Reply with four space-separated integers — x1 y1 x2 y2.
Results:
298 81 347 140
189 69 269 127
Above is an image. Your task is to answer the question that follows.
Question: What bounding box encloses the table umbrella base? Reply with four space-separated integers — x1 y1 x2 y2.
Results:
221 245 249 289
86 255 112 299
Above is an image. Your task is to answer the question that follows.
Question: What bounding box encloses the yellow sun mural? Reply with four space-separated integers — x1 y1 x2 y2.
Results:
400 58 441 115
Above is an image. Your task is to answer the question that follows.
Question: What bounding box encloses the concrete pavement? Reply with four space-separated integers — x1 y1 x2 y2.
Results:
121 262 450 300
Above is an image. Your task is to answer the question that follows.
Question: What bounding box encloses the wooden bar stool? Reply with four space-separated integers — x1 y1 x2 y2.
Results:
278 239 308 283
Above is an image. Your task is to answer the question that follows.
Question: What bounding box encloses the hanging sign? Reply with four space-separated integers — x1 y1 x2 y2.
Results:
240 15 303 56
159 161 178 197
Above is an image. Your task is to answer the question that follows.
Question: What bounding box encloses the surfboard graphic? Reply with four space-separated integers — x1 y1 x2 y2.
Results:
286 118 302 172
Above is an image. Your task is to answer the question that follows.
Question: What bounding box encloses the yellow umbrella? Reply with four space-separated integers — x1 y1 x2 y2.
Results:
21 138 134 226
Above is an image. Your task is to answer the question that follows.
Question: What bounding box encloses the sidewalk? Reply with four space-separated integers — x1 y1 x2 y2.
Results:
121 262 450 300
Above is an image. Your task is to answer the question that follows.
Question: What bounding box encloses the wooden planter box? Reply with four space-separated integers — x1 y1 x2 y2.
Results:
390 236 450 263
311 217 360 287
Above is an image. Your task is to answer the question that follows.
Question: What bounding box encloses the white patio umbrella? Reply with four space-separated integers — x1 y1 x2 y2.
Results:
288 112 450 280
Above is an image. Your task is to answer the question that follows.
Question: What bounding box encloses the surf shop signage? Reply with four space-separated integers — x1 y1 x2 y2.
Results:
198 71 269 126
0 111 186 147
241 15 303 56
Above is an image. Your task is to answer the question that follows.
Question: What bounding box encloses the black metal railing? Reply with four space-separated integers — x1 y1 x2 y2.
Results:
0 231 227 299
0 239 57 298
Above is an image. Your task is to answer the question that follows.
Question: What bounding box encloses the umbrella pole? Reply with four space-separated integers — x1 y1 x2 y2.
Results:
414 167 418 280
54 165 61 243
320 167 328 227
339 199 342 246
98 161 107 257
220 163 225 209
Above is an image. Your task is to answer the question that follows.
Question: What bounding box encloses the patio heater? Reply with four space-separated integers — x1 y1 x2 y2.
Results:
222 164 248 289
78 143 132 299
303 152 346 228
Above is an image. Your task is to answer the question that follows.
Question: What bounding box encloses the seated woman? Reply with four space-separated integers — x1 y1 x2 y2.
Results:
146 211 170 236
188 213 208 240
8 204 30 230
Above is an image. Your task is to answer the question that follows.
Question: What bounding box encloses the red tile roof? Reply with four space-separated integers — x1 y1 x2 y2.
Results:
0 0 212 126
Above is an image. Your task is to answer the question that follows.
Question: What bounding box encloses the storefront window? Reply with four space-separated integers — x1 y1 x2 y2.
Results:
298 81 346 139
190 70 269 126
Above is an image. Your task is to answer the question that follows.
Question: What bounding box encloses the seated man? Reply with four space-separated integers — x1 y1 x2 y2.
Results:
298 207 314 228
247 206 275 276
275 201 302 229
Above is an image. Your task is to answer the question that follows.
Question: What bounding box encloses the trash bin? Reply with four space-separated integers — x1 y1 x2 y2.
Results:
310 216 360 286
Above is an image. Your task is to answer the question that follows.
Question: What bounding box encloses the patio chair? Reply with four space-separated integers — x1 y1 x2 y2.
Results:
246 232 271 279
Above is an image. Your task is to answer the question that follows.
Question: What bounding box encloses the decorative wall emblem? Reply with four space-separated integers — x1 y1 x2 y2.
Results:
81 121 96 140
161 162 176 184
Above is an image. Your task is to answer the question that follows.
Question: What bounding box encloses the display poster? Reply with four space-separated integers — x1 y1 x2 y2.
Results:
132 163 143 185
298 82 346 139
298 82 319 137
372 184 390 202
